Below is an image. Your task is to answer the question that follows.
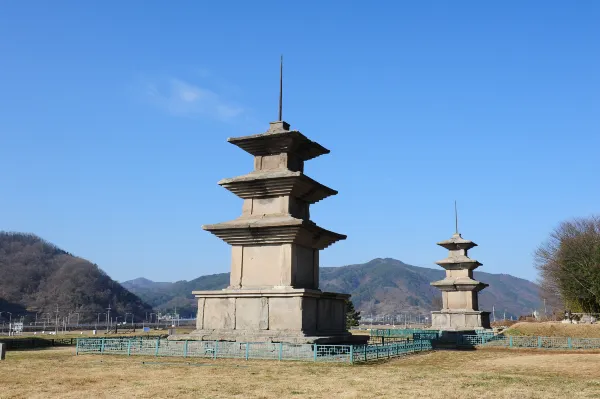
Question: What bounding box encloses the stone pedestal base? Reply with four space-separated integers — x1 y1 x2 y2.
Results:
170 288 367 345
431 310 491 330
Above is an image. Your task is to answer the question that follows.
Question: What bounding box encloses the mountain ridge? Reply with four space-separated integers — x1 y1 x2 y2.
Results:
122 258 541 319
0 232 153 322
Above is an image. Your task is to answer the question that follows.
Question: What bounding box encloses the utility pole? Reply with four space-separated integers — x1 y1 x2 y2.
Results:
54 305 59 335
96 313 101 331
106 305 111 334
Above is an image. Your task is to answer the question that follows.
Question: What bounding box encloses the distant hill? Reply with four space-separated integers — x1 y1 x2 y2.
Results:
123 258 541 319
122 274 229 317
0 232 153 323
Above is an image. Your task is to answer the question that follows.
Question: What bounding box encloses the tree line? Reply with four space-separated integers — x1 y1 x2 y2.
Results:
536 215 600 314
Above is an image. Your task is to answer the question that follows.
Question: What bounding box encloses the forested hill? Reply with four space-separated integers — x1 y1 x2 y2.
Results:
123 258 542 319
0 232 152 322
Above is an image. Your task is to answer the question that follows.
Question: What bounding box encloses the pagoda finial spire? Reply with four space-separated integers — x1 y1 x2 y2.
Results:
454 200 459 235
278 55 283 121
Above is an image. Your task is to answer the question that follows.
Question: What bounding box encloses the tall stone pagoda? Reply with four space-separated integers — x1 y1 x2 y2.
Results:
430 207 491 330
185 60 365 344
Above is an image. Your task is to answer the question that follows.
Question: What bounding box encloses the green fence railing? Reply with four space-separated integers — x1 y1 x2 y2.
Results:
458 335 600 350
370 328 435 337
76 338 434 364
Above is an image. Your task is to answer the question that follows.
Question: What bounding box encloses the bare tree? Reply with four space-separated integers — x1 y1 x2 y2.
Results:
535 216 600 313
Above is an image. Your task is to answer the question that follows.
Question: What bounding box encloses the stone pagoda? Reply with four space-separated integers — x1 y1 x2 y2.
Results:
430 211 491 330
185 63 365 345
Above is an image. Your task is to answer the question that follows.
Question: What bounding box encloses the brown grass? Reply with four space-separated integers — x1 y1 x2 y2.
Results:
8 327 194 340
1 347 599 398
491 320 518 328
504 322 600 338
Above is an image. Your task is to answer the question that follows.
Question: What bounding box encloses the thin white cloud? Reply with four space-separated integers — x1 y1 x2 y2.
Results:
143 77 244 121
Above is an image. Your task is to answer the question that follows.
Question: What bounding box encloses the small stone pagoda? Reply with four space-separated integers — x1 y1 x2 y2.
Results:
430 216 491 330
184 64 365 344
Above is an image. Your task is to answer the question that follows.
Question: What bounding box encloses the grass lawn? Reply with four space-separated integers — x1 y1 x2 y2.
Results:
504 322 600 338
1 347 599 398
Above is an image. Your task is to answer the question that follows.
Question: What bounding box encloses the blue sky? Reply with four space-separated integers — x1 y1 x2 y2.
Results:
1 1 598 283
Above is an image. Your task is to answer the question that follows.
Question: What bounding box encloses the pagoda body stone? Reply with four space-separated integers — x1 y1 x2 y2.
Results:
185 121 366 344
430 232 491 330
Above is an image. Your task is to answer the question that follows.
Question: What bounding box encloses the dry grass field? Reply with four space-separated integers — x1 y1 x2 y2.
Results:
6 326 194 340
1 347 599 398
504 322 600 338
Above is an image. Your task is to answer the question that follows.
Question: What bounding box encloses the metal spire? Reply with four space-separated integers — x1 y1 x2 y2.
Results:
454 200 459 234
278 55 283 121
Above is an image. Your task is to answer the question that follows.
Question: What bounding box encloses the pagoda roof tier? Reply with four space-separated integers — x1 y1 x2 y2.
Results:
430 278 489 292
435 256 482 270
202 215 346 250
437 233 478 251
227 121 329 161
218 170 337 204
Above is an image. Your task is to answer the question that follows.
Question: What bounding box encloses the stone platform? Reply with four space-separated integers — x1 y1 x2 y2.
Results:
431 309 491 330
169 288 368 345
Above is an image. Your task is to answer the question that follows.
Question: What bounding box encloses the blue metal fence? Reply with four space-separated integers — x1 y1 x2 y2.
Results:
370 328 434 337
353 339 433 361
76 338 434 363
458 335 600 350
370 328 496 338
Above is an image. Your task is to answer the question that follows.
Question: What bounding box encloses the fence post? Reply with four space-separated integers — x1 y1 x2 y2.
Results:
278 342 283 361
101 338 105 354
75 339 79 355
313 344 317 362
184 340 188 358
155 338 160 357
509 336 513 348
213 341 218 360
349 345 354 364
537 336 542 349
127 339 132 356
245 343 250 360
568 337 572 349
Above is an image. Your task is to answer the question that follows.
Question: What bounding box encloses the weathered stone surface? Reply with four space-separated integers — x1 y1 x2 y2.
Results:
196 298 206 330
236 297 269 330
317 297 345 333
182 288 365 344
219 170 337 204
431 310 491 330
170 330 366 345
241 245 286 287
269 296 303 331
227 128 329 161
182 119 359 345
431 232 491 330
203 298 235 330
202 215 346 250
